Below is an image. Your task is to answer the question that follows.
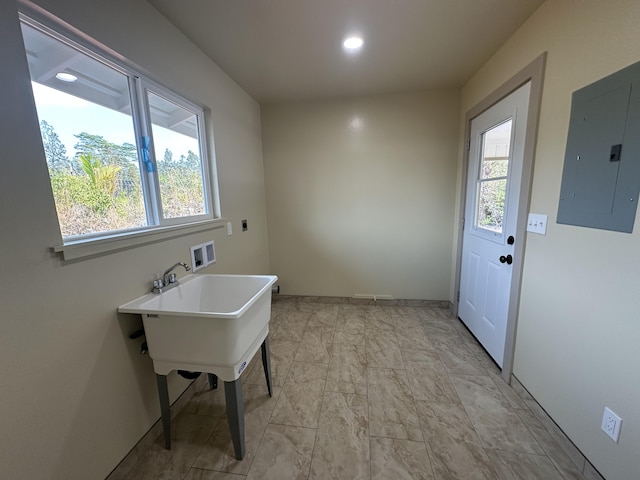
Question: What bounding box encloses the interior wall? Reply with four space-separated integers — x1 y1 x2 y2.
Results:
457 1 640 478
0 1 270 479
262 90 460 300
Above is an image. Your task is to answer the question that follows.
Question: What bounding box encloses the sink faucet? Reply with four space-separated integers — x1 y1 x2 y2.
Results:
152 262 190 293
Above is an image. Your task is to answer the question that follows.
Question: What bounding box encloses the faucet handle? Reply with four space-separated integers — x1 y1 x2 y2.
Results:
168 273 177 284
153 278 164 289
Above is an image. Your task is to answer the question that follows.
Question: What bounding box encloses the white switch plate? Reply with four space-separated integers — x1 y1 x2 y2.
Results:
527 213 548 235
226 222 233 236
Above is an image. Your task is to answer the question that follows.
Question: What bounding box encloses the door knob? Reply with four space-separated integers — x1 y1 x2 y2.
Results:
499 254 513 264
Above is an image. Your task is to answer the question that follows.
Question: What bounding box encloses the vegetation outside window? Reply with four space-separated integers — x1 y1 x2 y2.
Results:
20 16 215 245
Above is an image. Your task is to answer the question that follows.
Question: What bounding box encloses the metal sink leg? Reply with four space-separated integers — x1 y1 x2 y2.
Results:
156 374 171 449
224 379 245 460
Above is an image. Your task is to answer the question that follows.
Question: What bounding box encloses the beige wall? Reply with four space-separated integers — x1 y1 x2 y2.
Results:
262 91 460 300
0 1 270 478
458 1 640 478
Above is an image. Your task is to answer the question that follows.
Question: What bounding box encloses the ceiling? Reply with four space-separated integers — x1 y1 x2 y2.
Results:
147 0 545 104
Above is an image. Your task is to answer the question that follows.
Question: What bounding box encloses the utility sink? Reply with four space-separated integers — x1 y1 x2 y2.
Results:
119 273 278 459
119 273 278 381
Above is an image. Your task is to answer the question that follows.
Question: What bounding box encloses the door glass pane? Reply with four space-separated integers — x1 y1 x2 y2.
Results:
147 91 206 219
21 22 146 238
478 179 507 232
476 119 512 234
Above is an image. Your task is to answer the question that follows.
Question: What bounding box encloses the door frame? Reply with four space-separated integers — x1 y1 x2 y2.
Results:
453 53 546 383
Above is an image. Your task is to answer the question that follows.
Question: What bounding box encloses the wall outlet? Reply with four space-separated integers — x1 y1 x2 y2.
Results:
601 407 622 442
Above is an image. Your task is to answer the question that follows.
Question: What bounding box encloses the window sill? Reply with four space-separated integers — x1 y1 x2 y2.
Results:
53 219 226 261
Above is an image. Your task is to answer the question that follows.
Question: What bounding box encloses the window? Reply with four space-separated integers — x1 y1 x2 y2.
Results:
475 119 513 234
20 14 218 253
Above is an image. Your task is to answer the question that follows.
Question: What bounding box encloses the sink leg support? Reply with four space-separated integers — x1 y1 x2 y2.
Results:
224 379 245 460
261 336 273 397
207 373 218 390
155 374 171 450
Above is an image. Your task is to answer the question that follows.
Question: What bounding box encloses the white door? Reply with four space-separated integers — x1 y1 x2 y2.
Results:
459 82 530 368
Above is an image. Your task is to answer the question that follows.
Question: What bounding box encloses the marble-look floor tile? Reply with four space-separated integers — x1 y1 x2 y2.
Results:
583 461 604 480
421 319 460 337
335 311 366 345
452 323 491 358
294 327 333 363
510 375 535 403
270 362 327 428
309 392 369 480
246 424 316 480
326 342 367 395
414 401 497 480
288 302 321 313
182 382 228 417
272 316 309 342
192 385 281 475
368 368 423 441
449 374 543 455
110 302 595 480
127 412 217 480
243 339 297 388
516 408 586 480
365 308 395 331
338 304 369 318
487 370 527 410
389 307 423 329
430 334 487 375
307 305 339 327
522 395 586 472
486 448 565 480
417 307 452 322
401 348 459 404
366 330 404 369
184 468 247 480
395 326 434 351
370 437 434 480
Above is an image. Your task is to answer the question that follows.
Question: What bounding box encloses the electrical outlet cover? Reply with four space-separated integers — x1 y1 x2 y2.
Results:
601 407 622 442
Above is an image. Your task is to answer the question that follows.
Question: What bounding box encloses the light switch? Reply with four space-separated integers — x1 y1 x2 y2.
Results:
527 213 548 235
226 222 233 236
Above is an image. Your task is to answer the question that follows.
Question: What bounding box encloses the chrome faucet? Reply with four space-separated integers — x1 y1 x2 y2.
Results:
152 262 190 293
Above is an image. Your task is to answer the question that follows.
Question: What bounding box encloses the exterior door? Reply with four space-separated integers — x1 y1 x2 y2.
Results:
458 82 530 368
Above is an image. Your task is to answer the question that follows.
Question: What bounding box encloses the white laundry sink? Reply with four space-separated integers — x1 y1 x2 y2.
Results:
119 273 278 381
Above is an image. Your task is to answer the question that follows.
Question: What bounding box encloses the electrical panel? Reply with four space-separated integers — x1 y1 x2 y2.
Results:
557 60 640 233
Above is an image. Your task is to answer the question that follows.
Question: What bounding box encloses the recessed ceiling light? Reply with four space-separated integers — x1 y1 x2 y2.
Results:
55 72 77 82
343 36 364 51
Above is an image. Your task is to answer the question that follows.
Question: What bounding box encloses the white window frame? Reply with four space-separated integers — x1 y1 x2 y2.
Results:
19 6 223 260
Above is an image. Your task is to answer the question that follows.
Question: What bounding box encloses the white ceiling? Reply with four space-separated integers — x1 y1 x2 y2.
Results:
148 0 544 104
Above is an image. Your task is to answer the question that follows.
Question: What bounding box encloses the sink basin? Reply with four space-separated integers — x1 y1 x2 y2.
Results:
119 273 278 381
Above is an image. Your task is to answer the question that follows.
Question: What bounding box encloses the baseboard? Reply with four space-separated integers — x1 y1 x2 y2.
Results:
510 375 605 480
273 294 449 308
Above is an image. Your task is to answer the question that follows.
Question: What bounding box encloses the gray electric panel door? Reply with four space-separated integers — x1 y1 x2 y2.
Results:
557 60 640 233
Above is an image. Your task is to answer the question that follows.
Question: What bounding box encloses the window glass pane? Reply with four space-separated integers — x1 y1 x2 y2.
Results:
21 23 146 238
147 91 207 219
477 179 507 233
475 119 512 234
480 119 512 179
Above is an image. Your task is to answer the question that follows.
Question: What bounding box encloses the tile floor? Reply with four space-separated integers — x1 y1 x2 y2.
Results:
120 298 591 480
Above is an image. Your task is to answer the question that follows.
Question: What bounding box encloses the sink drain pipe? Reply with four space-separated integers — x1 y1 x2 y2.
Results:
271 285 280 295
